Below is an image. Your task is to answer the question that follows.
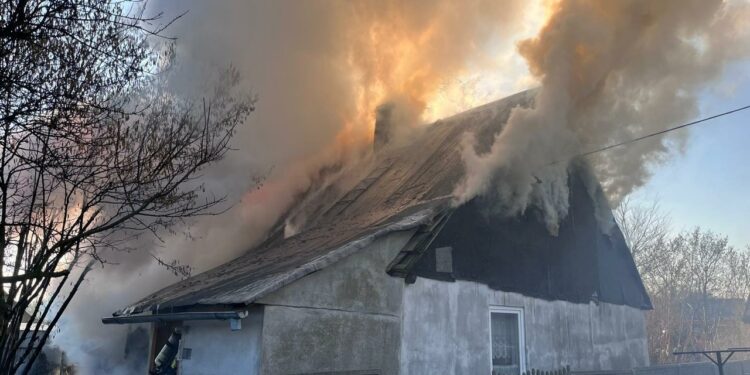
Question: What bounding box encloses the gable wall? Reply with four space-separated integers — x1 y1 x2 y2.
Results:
254 229 415 374
411 167 651 309
400 277 649 374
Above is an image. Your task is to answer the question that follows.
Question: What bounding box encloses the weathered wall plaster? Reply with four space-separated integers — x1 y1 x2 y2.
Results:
256 230 414 374
400 277 649 374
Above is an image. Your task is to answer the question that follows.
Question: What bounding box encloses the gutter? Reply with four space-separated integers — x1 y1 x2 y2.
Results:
102 310 247 325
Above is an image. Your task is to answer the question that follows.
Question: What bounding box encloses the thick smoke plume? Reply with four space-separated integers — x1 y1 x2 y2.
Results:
455 0 750 233
54 0 537 372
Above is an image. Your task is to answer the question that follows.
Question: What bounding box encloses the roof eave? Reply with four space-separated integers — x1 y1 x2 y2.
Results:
101 310 248 325
111 202 450 317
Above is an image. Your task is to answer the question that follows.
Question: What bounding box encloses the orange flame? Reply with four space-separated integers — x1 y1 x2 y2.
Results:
334 0 546 146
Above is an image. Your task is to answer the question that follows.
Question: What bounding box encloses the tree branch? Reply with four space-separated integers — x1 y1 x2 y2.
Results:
0 270 70 283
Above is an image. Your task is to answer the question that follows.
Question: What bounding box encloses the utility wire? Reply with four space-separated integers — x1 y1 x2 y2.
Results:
576 104 750 159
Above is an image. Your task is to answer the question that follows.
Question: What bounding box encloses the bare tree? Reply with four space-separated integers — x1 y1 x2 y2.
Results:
614 196 670 286
0 1 254 373
615 199 750 364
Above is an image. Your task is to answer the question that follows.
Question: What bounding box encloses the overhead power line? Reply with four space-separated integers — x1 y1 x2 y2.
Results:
577 104 750 159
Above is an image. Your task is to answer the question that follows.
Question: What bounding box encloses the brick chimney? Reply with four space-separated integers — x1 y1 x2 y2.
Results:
374 102 394 153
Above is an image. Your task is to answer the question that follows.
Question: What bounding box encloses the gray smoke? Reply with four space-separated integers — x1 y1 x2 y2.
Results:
53 0 535 372
455 0 750 234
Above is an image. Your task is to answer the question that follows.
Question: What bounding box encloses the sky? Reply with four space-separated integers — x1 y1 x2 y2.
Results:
632 62 750 248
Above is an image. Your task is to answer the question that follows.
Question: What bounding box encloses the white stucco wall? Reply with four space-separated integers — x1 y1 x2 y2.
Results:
177 307 264 375
400 277 649 374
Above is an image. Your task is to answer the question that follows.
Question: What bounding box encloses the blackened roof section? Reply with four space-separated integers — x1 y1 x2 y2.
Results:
409 165 653 310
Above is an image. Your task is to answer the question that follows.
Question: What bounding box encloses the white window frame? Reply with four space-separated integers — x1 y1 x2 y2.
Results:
488 305 526 375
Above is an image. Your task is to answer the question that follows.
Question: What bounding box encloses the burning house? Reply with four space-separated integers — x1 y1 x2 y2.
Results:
103 90 652 374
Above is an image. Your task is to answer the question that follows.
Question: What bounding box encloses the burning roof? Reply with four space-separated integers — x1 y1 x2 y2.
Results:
110 90 536 317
